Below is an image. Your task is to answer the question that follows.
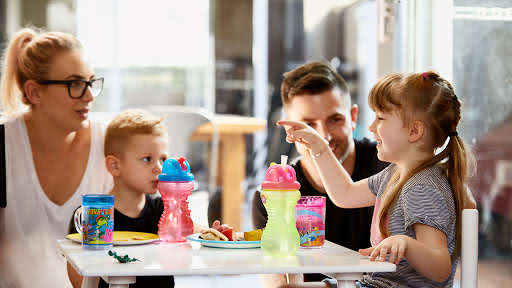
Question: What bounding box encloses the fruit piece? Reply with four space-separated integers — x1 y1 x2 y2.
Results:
212 223 234 241
244 229 263 241
220 228 233 241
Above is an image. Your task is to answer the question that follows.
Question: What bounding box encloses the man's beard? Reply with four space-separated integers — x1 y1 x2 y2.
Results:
330 138 353 164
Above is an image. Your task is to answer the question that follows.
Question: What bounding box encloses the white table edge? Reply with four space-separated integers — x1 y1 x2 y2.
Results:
57 239 396 287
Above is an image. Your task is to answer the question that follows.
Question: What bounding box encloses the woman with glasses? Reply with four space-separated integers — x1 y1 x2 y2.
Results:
0 28 112 287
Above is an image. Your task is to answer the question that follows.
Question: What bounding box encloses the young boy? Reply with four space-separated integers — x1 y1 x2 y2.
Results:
99 109 174 288
69 109 218 288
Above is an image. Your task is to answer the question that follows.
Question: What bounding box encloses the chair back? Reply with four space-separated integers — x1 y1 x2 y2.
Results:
146 105 219 195
461 209 479 288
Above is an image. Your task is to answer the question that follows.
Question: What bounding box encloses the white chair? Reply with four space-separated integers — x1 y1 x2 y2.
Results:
146 105 220 227
461 209 479 288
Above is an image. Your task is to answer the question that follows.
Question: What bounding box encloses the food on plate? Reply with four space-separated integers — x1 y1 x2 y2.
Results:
215 225 234 241
244 229 263 241
199 228 228 241
198 221 263 242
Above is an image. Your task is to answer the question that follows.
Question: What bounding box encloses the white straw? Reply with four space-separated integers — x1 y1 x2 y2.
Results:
281 155 288 166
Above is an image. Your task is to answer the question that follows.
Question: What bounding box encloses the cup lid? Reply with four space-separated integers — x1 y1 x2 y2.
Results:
158 157 194 182
261 162 300 190
82 194 114 206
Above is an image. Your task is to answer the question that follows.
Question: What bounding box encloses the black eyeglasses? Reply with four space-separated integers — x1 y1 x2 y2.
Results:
37 77 104 99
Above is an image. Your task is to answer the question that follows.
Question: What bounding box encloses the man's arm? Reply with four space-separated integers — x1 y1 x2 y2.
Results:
260 274 304 288
251 191 268 229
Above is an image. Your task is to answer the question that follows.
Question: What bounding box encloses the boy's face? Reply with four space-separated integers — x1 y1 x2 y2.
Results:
118 134 169 195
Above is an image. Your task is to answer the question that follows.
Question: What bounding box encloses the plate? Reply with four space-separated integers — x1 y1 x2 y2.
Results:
187 233 261 249
66 231 159 245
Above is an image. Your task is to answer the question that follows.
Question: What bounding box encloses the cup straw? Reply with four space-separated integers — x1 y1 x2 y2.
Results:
281 155 288 167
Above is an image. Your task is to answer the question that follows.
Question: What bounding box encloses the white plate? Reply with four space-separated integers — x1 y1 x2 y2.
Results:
187 233 261 249
66 231 159 246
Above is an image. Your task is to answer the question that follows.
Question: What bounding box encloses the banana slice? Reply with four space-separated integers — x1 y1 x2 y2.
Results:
244 229 263 241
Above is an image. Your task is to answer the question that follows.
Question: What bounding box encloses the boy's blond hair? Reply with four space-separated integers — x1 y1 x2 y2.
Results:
104 109 167 157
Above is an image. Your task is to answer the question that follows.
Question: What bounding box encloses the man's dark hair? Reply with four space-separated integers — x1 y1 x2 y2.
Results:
280 61 350 106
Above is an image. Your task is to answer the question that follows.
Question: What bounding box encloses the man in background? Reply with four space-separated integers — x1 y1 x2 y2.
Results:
252 61 388 287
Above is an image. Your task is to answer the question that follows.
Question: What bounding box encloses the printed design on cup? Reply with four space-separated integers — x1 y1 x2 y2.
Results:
296 208 325 247
84 208 114 245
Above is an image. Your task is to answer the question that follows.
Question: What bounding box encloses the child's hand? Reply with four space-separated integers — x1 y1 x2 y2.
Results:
359 235 409 264
211 220 221 230
194 220 224 234
277 120 329 156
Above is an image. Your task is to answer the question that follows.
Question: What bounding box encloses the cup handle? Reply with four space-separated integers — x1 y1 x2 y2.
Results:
73 207 83 235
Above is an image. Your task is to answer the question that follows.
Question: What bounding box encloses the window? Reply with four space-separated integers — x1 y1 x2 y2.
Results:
401 0 512 286
76 0 213 112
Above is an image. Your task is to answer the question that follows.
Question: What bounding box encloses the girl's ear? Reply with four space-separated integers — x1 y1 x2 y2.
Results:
408 120 425 143
24 80 41 105
105 155 121 177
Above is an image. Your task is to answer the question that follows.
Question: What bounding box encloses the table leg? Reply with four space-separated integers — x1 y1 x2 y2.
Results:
326 273 363 288
221 135 246 231
336 280 357 288
81 277 99 288
101 276 136 288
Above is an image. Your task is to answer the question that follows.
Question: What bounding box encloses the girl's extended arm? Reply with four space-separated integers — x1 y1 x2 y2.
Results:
278 120 375 208
360 224 452 282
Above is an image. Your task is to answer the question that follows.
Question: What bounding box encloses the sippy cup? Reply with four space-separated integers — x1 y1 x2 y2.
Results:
157 157 194 242
260 155 301 256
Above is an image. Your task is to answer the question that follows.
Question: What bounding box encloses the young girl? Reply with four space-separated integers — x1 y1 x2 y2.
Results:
279 71 475 288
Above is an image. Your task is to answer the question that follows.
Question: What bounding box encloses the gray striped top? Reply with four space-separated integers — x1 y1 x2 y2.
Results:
360 164 457 288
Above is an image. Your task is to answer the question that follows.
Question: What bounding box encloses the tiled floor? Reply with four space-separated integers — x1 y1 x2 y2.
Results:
175 275 262 288
453 259 512 288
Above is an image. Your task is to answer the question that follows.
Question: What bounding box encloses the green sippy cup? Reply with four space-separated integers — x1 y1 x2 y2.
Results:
260 155 301 256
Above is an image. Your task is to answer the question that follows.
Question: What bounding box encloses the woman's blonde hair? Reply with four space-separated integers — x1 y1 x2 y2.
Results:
104 109 167 157
369 71 476 260
0 27 82 117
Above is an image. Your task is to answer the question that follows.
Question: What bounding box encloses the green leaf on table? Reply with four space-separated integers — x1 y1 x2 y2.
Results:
108 250 140 263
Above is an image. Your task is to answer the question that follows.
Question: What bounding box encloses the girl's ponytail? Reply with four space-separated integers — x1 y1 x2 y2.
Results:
445 134 476 260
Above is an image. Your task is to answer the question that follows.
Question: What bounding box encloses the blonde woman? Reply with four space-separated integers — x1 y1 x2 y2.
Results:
0 28 112 287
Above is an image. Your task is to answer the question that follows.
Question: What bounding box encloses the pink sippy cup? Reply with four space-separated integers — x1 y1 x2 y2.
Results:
157 157 194 242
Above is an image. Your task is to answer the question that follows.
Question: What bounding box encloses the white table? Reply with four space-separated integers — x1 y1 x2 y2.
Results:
58 240 395 288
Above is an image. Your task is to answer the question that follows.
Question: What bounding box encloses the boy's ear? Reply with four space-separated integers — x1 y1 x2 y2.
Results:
105 155 121 177
408 120 425 143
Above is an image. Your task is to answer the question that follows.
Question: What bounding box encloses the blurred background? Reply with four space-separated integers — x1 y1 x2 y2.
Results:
1 0 511 287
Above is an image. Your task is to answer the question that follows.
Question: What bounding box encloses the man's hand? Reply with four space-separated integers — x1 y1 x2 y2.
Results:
277 120 329 156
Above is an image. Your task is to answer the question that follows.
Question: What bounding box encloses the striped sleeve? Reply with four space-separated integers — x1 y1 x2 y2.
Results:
402 184 454 237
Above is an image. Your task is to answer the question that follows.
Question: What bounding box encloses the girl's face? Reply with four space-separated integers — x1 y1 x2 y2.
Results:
369 109 410 163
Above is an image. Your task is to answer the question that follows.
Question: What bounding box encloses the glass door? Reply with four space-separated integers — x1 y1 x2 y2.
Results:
397 0 512 286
